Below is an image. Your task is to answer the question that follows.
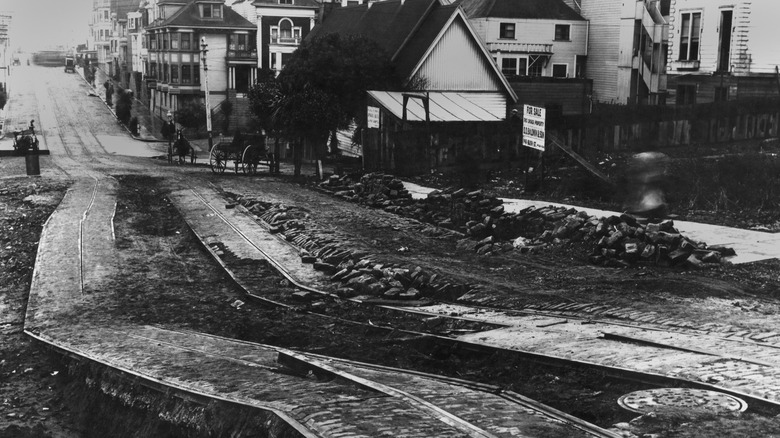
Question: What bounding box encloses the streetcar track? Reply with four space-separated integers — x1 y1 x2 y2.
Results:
183 185 780 413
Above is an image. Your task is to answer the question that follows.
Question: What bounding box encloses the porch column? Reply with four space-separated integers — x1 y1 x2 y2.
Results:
257 15 263 69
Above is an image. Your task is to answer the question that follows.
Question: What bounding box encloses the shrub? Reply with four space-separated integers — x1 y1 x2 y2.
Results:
175 101 208 134
115 88 133 125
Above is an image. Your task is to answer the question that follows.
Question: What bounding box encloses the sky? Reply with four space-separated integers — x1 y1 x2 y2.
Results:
2 0 93 52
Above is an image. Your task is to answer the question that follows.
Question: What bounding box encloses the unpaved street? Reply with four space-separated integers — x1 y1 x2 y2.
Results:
3 65 780 437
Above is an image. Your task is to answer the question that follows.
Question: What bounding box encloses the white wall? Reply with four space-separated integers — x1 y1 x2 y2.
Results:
581 0 621 102
668 0 780 75
201 34 227 110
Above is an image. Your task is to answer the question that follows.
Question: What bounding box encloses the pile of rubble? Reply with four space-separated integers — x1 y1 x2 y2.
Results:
319 173 735 267
234 196 474 302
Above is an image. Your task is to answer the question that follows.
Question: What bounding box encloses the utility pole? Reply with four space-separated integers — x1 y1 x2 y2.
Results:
200 37 213 151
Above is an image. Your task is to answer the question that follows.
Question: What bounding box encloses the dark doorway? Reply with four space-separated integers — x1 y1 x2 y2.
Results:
718 10 733 73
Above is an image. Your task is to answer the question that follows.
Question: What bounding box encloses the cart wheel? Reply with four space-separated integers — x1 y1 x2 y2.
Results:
209 146 227 173
241 146 259 175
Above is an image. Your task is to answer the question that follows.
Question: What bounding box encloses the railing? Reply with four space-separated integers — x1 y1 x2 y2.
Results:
487 42 553 54
269 35 301 45
227 49 257 59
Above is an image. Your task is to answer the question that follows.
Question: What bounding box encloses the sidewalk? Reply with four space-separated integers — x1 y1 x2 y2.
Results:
402 181 780 265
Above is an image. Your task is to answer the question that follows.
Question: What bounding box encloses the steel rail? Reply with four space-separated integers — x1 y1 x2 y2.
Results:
164 327 622 438
22 328 319 438
184 186 780 414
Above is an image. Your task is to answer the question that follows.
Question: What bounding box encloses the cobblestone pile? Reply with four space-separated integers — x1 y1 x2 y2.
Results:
319 173 735 268
235 196 474 302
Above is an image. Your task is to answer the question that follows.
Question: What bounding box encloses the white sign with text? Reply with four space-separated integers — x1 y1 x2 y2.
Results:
367 106 380 129
522 104 546 151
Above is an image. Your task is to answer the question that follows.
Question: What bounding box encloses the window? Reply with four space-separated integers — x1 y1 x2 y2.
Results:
676 85 696 105
552 64 567 78
501 58 517 76
229 34 248 51
163 63 168 82
499 23 515 39
150 62 157 78
280 20 292 39
193 64 200 85
279 0 294 4
163 33 169 50
679 11 701 61
181 33 191 50
201 4 222 18
528 56 543 76
171 34 179 49
554 24 570 41
182 65 191 84
171 64 179 83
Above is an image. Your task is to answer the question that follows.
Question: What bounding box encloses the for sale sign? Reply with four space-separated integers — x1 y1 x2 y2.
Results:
367 106 380 129
522 104 546 151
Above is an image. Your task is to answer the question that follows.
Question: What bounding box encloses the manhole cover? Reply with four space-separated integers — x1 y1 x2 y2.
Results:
618 388 747 414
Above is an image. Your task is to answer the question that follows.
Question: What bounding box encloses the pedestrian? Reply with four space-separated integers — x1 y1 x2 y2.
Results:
104 80 114 107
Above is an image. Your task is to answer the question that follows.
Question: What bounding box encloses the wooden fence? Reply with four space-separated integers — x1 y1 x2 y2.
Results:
548 98 780 158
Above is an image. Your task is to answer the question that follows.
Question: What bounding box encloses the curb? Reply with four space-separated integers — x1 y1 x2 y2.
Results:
79 67 164 144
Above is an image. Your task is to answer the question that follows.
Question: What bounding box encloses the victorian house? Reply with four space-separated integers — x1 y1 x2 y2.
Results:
460 0 591 115
666 0 780 104
229 0 318 75
88 0 113 73
567 0 670 105
145 0 257 130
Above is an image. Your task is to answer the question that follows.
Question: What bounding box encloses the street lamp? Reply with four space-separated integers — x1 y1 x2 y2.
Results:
200 37 213 151
166 110 173 163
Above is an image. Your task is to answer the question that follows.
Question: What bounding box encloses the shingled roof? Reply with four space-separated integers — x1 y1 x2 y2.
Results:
460 0 585 20
149 0 256 29
307 0 440 62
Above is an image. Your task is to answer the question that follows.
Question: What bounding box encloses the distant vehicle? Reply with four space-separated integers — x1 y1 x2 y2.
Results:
32 50 68 67
12 55 21 66
64 56 75 73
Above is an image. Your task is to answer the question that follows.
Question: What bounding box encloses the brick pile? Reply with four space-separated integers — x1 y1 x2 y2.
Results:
234 196 474 302
319 173 735 268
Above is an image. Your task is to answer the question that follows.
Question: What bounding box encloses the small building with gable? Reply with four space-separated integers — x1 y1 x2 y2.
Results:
308 0 519 175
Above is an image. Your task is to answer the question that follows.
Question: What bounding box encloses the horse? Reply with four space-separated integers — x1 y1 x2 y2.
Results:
172 130 196 164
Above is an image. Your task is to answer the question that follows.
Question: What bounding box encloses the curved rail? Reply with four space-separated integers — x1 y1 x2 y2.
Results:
184 186 780 414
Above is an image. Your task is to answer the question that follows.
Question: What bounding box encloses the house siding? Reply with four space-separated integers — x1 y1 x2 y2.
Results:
202 34 228 111
414 17 505 95
668 0 780 75
581 0 621 103
484 18 587 75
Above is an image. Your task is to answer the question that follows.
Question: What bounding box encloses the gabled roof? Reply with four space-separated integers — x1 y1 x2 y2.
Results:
460 0 585 20
149 0 256 29
308 0 515 101
308 0 439 61
112 0 143 19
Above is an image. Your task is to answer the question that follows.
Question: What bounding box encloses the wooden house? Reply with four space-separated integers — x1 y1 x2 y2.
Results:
308 0 519 175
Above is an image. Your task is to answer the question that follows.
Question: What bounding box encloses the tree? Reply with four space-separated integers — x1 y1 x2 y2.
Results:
276 34 401 176
175 100 207 135
248 69 284 174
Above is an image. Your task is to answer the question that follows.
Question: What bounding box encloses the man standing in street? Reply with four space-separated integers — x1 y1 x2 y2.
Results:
104 80 114 107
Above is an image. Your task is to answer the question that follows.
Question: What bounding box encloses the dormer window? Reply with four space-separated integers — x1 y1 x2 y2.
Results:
200 4 222 19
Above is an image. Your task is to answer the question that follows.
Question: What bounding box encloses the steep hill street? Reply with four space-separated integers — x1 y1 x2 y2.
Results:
2 65 780 438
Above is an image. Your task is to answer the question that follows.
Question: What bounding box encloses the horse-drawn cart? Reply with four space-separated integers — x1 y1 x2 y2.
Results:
209 134 272 174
